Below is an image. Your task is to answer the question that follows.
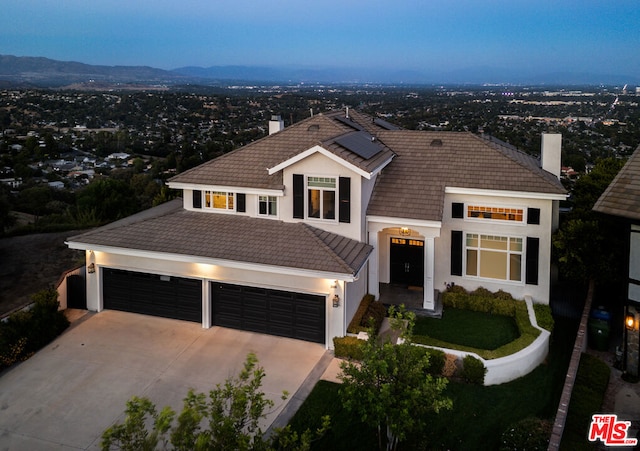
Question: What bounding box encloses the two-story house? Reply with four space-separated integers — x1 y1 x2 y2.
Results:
66 110 566 349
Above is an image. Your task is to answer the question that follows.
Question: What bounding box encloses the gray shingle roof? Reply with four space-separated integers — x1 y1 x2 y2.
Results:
168 110 396 189
593 145 640 221
67 199 372 276
367 131 567 221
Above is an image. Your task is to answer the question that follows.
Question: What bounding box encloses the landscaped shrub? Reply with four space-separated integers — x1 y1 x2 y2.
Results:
461 355 486 385
420 347 446 376
533 303 555 332
0 288 69 369
499 417 552 451
333 336 365 360
346 294 386 335
442 287 516 316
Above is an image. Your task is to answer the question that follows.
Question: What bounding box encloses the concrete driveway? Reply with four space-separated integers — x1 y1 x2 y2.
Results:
0 310 328 450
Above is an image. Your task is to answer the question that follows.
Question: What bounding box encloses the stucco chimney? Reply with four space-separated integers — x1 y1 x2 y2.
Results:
269 115 284 135
541 133 562 179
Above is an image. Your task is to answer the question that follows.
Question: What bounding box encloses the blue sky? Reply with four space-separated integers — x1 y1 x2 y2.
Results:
2 0 639 77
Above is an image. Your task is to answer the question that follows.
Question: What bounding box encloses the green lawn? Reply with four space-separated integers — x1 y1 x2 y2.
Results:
413 308 520 350
288 316 578 451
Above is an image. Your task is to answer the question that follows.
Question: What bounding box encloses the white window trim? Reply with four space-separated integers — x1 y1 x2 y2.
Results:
463 202 527 225
463 232 524 284
258 195 278 218
305 175 338 223
203 190 236 212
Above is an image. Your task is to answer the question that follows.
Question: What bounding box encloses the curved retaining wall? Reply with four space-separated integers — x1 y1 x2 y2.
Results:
415 296 550 386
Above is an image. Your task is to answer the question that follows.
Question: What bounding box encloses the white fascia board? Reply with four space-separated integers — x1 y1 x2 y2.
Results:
444 186 567 201
167 182 284 197
267 145 373 179
64 242 358 282
367 215 442 229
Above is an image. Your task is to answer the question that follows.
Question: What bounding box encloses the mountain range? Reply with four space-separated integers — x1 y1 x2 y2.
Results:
0 54 638 88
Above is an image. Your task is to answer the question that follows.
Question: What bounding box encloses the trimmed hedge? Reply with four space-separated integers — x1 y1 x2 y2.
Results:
461 355 486 385
347 294 386 335
500 417 553 451
333 336 365 360
533 303 554 332
416 287 541 360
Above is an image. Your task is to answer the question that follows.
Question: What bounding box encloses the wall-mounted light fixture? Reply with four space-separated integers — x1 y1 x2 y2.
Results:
400 227 410 236
332 294 340 308
625 312 636 330
87 263 96 274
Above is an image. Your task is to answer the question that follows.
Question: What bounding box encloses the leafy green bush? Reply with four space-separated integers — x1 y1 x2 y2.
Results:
423 348 446 376
442 287 516 317
333 336 365 360
533 303 555 332
500 417 552 450
0 288 69 369
347 294 386 335
461 355 486 385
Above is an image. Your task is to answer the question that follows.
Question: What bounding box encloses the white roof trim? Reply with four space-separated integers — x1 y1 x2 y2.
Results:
445 186 567 201
367 215 442 229
65 242 359 282
268 145 373 179
167 182 284 196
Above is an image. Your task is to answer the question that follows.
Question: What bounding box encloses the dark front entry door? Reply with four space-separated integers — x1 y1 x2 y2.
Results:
390 237 424 287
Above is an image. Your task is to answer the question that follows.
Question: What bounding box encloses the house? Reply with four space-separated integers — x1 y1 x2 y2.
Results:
593 145 640 377
66 110 566 349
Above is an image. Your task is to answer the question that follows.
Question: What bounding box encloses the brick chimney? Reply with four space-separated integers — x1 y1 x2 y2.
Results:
541 133 562 179
269 115 284 135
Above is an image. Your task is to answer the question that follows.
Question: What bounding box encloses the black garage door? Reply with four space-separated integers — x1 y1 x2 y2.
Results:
103 268 202 323
212 283 326 344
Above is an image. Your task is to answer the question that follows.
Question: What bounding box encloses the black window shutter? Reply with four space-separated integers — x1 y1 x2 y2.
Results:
451 230 463 276
293 174 304 219
192 190 202 209
236 193 246 212
452 202 464 219
526 237 539 285
527 208 540 225
339 177 351 223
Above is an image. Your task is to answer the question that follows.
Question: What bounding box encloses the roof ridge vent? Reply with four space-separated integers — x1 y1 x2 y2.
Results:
430 138 443 147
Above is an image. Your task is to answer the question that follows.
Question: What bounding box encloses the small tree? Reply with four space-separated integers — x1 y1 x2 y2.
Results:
338 307 452 451
102 353 327 451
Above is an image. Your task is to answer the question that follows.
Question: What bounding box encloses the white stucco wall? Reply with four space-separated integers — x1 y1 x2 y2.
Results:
436 192 556 304
281 152 365 241
83 249 350 349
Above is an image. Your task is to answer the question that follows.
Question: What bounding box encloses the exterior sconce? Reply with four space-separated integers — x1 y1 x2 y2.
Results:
625 313 636 330
400 227 410 236
332 294 340 308
87 263 96 274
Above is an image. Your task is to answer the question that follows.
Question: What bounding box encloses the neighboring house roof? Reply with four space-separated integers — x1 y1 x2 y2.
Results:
593 145 640 221
67 199 372 277
169 110 396 190
367 131 567 221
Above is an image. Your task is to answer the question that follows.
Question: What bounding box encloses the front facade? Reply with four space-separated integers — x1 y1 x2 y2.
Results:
67 110 566 349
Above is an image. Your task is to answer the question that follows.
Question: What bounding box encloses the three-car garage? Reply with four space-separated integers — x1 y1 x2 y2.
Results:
102 268 327 344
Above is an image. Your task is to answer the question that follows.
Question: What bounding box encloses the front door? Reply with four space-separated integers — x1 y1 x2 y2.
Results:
390 238 424 287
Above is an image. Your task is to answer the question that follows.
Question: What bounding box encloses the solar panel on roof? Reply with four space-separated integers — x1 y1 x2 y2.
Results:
335 115 364 131
335 131 384 160
373 118 400 130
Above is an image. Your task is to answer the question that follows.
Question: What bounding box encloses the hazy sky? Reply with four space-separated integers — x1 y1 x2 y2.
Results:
2 0 639 76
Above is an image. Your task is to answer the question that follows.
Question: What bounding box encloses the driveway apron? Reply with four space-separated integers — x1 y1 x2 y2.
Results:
0 310 326 450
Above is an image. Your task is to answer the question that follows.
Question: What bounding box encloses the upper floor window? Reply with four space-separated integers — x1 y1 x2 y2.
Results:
259 195 277 216
205 191 234 210
467 205 523 222
307 176 336 220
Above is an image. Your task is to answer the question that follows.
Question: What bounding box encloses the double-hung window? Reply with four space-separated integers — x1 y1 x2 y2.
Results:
307 176 336 220
466 233 523 282
259 195 277 216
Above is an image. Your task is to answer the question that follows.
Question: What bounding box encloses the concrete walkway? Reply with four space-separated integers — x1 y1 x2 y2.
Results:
0 310 327 450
